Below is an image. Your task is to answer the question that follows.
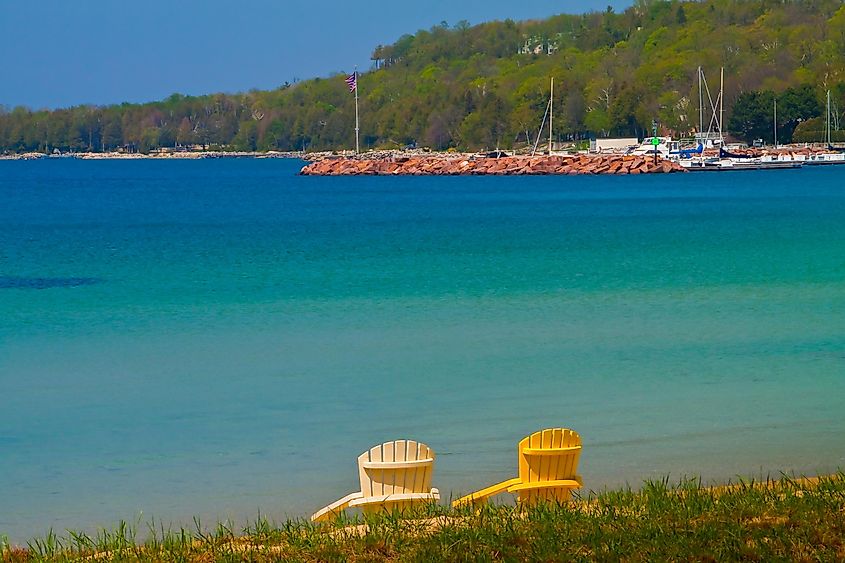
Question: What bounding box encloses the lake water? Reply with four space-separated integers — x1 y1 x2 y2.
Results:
1 159 844 542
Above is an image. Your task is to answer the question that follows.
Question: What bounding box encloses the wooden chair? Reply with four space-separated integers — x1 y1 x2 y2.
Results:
311 439 440 522
452 428 583 508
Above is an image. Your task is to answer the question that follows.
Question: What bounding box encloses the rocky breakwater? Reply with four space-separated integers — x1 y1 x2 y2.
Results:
300 154 686 176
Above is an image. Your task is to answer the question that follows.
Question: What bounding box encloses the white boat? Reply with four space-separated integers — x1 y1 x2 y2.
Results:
759 152 806 164
630 137 680 157
678 154 803 171
806 152 845 165
804 90 845 165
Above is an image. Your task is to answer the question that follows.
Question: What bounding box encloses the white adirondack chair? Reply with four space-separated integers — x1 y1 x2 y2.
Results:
311 439 440 522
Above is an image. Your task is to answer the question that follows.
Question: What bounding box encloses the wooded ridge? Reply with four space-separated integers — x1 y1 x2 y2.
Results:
2 0 845 154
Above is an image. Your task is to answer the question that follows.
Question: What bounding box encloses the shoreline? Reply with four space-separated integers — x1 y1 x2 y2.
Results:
0 150 304 161
2 471 839 542
2 143 841 162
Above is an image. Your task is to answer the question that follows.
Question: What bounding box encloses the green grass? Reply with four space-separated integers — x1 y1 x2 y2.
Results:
3 474 844 562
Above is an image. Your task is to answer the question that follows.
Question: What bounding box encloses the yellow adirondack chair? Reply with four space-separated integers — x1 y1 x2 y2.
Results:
311 439 440 522
453 428 583 508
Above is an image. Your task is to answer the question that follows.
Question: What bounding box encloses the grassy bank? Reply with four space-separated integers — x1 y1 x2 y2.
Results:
3 474 844 562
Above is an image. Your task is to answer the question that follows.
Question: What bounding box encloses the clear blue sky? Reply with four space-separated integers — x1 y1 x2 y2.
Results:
1 0 631 109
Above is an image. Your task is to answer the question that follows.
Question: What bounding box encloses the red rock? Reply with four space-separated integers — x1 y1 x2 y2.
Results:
299 153 693 176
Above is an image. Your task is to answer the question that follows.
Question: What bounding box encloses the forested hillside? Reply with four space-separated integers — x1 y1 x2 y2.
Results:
3 0 845 153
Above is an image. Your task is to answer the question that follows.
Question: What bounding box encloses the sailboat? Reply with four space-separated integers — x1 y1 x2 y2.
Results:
679 68 806 171
695 66 725 149
805 90 845 164
531 77 556 156
676 67 739 170
826 90 845 153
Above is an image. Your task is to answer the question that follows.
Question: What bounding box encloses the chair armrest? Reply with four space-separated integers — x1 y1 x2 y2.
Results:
311 492 364 522
506 477 583 493
349 492 439 508
451 477 522 508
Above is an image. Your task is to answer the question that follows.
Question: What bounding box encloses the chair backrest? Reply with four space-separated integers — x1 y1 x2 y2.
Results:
357 440 435 498
518 428 582 485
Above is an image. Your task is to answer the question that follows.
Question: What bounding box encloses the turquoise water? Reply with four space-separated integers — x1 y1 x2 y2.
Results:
1 159 844 542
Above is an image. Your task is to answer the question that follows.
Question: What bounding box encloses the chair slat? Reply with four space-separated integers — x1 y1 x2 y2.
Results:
382 441 396 495
361 458 434 470
522 446 582 455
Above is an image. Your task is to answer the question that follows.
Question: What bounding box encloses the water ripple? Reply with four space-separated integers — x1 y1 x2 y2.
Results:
0 276 101 290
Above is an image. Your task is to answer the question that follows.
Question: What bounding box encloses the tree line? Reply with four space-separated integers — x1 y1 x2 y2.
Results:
3 0 845 154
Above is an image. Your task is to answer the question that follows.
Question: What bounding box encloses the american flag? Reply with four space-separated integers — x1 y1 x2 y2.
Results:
345 72 357 93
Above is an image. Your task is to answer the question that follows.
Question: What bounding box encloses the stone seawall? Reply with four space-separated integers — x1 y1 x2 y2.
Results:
300 154 687 176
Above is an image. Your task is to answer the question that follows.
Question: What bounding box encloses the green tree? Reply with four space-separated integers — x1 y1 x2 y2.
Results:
728 90 776 144
777 84 823 142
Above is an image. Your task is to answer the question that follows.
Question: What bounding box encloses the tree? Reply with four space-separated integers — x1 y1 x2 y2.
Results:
728 90 775 143
231 120 258 151
777 84 822 142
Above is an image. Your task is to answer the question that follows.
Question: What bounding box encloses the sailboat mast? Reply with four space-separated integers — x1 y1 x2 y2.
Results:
774 98 778 149
827 90 831 145
531 97 551 156
698 66 704 142
548 77 554 155
719 67 724 144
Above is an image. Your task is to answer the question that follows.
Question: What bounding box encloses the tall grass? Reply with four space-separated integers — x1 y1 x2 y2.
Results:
3 474 844 562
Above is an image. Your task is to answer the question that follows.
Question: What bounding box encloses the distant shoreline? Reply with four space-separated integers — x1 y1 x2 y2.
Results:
0 149 468 161
0 150 304 161
3 143 841 162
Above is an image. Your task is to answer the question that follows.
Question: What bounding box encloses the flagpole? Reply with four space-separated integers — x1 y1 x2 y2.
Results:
354 67 360 155
548 76 554 155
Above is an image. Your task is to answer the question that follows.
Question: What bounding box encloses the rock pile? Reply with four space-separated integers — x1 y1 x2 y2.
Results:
300 154 686 176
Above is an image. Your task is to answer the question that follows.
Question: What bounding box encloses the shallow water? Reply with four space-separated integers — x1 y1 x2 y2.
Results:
1 159 844 542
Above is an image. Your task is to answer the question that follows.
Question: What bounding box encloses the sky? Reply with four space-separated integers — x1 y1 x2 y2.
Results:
1 0 632 110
